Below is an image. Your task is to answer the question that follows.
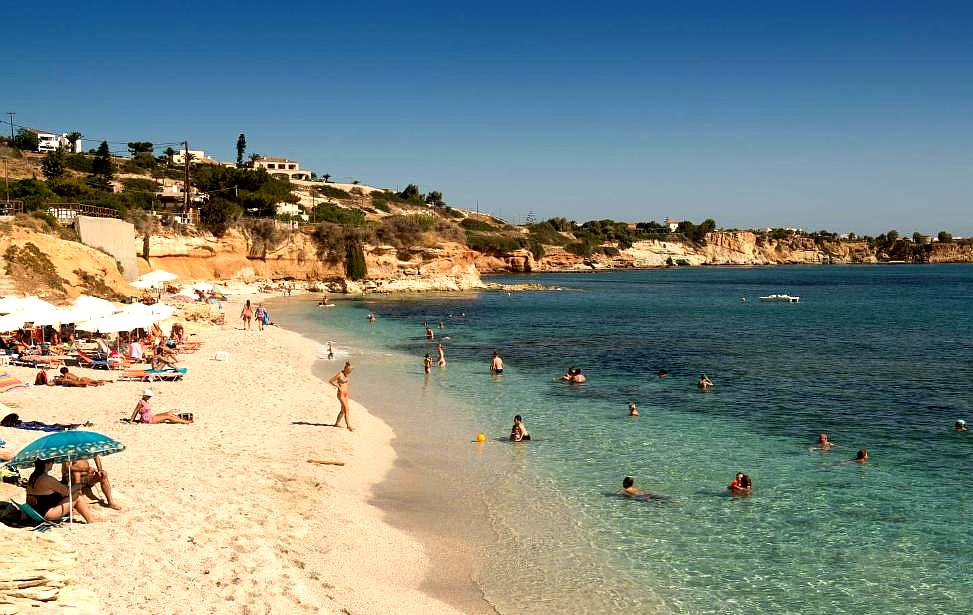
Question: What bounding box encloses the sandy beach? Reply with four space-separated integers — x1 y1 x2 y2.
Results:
0 309 473 614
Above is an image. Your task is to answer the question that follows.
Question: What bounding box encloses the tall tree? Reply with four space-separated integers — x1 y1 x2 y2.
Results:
89 141 114 191
64 131 82 152
248 153 261 166
13 128 38 151
937 231 953 243
322 173 331 183
236 133 247 167
127 141 154 157
41 147 67 182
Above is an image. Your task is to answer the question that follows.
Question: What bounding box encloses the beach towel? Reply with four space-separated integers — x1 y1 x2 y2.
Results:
0 372 27 393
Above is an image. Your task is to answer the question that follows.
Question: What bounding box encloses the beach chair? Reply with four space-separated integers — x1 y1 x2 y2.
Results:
118 370 151 382
9 499 67 532
76 350 110 370
145 368 187 381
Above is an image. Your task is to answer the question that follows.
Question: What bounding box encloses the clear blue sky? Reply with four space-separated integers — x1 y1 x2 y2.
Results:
7 1 973 235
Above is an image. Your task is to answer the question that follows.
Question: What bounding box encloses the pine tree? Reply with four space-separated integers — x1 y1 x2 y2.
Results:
236 133 247 167
345 240 367 280
89 141 114 191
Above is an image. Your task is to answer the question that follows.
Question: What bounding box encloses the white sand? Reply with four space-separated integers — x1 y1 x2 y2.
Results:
0 321 471 614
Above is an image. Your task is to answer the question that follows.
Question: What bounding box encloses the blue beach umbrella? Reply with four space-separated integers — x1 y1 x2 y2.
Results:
4 431 126 524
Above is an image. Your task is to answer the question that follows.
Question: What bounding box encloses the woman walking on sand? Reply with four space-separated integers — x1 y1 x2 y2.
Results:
329 362 354 431
241 300 253 330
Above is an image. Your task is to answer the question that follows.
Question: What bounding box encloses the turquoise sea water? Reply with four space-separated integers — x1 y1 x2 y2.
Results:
271 264 973 615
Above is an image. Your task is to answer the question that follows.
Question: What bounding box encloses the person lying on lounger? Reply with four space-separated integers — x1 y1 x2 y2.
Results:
53 367 111 387
130 389 192 424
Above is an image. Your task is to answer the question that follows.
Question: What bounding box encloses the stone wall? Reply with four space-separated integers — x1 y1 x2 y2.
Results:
75 216 138 281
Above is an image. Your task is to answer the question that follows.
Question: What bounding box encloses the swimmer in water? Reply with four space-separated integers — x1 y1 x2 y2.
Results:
628 402 639 417
728 473 752 496
510 415 530 441
491 351 504 374
423 354 432 374
954 420 968 432
571 368 586 384
436 343 446 367
657 369 668 379
622 476 650 497
843 449 868 464
367 313 376 322
327 340 334 361
438 321 445 329
561 368 575 381
425 326 435 340
697 374 714 390
812 432 834 452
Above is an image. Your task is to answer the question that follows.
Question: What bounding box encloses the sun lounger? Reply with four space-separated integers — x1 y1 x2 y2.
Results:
119 370 151 382
145 368 187 381
9 499 69 532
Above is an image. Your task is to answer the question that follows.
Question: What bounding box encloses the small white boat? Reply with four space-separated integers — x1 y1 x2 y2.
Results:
759 294 800 303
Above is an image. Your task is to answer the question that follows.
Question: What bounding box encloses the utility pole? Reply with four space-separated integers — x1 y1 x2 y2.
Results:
5 112 14 141
182 140 190 215
3 158 8 202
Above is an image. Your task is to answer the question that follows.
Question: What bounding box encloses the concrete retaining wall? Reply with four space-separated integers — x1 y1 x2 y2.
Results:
75 216 138 281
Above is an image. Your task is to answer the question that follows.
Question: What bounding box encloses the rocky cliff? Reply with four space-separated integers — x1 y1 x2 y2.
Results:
136 228 483 292
473 232 915 273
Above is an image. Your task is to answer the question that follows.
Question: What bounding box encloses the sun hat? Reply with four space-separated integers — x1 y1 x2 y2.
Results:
142 388 154 397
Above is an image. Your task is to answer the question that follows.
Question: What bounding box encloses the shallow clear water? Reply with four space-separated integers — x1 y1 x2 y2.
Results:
272 264 973 615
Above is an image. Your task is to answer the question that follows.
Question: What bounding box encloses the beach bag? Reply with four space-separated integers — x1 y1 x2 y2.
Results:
34 371 48 386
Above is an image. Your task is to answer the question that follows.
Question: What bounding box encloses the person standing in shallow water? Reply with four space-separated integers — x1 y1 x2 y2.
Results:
436 343 446 367
491 351 504 374
424 354 432 374
628 402 639 417
329 362 354 432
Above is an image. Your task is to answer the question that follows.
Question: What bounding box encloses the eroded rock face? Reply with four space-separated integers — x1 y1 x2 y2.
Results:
136 229 483 290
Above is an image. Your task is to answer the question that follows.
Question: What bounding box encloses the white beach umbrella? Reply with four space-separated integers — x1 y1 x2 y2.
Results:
191 282 214 292
131 280 157 290
0 313 26 332
23 306 75 327
71 296 118 320
138 270 178 284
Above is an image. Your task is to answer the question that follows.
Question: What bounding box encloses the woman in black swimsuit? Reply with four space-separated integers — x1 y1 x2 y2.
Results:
25 459 98 523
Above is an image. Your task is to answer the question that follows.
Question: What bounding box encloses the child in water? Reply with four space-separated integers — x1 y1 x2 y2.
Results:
423 354 432 374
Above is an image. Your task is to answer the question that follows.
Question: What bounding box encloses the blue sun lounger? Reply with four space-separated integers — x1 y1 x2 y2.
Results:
9 499 69 532
145 367 188 381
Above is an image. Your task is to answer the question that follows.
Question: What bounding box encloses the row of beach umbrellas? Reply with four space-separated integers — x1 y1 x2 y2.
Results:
0 269 183 334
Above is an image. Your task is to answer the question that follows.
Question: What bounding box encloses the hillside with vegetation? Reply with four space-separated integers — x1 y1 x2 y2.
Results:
2 131 972 293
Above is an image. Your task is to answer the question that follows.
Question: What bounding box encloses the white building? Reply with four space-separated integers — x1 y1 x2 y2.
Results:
170 149 208 165
250 156 311 181
665 217 680 232
275 202 308 221
35 131 83 154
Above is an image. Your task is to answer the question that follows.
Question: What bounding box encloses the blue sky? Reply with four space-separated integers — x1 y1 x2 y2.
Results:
7 1 973 234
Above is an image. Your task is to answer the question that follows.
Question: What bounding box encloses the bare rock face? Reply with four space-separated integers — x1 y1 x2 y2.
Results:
137 230 483 291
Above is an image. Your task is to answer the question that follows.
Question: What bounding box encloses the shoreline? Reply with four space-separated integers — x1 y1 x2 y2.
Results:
0 303 476 614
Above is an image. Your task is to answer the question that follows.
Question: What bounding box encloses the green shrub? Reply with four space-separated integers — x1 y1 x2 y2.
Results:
312 202 366 225
460 218 495 232
4 243 65 291
601 246 621 257
121 178 160 193
464 232 527 253
565 241 593 257
527 221 570 246
372 200 391 213
319 185 351 199
199 197 242 237
63 154 93 173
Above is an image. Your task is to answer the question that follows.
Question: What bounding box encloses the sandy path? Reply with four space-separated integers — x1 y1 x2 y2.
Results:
0 322 469 615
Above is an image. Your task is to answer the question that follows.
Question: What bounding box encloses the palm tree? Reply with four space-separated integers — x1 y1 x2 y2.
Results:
322 174 331 183
65 131 82 152
164 147 176 167
248 153 261 167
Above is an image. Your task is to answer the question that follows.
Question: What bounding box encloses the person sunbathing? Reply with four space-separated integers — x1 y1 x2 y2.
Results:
61 455 121 510
26 459 98 523
151 344 179 370
53 366 111 387
130 389 192 424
